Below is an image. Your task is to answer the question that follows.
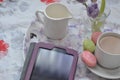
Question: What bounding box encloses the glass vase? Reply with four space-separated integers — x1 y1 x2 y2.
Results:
90 8 111 32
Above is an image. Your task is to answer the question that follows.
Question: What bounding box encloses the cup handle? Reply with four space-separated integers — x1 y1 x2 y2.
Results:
36 11 45 24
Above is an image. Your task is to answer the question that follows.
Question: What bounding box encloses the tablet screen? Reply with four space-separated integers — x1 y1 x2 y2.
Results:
30 48 73 80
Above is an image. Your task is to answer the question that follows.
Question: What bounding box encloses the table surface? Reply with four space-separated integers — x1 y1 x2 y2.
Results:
0 0 120 80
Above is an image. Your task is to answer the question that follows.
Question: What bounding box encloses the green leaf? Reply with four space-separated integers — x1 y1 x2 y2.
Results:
99 0 106 16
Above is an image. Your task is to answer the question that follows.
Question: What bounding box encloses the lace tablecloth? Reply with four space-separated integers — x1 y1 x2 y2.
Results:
0 0 120 80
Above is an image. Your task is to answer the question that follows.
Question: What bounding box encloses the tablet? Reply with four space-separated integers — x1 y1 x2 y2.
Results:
20 42 78 80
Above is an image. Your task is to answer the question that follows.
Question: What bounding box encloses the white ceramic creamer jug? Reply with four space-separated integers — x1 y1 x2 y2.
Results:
36 2 72 39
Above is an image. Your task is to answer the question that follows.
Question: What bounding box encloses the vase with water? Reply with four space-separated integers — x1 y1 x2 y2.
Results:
90 8 111 32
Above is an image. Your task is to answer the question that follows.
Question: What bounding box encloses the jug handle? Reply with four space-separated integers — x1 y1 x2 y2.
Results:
36 11 44 25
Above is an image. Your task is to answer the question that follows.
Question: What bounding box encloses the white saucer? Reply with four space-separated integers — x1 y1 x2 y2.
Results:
87 64 120 79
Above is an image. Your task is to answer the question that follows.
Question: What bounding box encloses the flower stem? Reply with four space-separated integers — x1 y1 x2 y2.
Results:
92 20 102 32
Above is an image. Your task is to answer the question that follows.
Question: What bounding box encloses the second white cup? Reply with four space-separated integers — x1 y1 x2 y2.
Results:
36 2 72 40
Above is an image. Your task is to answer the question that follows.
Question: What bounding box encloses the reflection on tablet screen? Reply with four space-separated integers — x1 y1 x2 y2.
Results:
30 48 73 80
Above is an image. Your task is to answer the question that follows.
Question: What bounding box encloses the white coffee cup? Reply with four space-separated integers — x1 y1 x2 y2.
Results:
36 2 72 40
95 32 120 69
